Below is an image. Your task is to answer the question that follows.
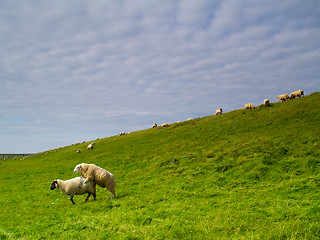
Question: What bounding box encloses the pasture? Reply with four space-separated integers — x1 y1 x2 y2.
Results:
1 92 320 239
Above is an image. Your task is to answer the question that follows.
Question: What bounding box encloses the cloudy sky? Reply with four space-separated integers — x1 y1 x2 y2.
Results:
1 0 319 153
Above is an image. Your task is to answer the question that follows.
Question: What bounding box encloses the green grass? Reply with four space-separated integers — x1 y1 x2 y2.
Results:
1 92 320 239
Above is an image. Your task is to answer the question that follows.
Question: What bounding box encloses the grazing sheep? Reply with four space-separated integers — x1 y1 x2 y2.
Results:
177 121 181 124
289 90 304 99
50 177 96 204
263 99 270 107
215 108 222 115
119 132 126 136
245 103 255 109
152 123 157 128
87 144 93 149
187 118 192 121
161 123 170 127
77 149 81 153
277 94 289 102
73 163 116 199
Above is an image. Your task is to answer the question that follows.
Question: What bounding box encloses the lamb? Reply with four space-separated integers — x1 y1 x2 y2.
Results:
277 94 289 102
263 99 270 107
152 123 157 128
50 177 96 204
161 123 169 127
73 163 116 199
245 103 255 109
215 108 222 115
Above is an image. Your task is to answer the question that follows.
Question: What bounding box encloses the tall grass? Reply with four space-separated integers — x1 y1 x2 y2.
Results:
1 92 319 239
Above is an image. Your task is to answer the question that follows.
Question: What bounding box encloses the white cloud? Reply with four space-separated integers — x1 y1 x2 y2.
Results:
0 0 319 153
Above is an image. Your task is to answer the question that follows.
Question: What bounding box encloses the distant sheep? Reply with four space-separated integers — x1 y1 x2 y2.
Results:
161 123 170 127
277 94 289 102
289 90 304 99
245 103 255 109
215 108 222 115
73 163 116 199
263 99 270 107
187 118 192 121
177 121 181 124
50 177 96 204
152 123 157 128
77 149 81 153
87 144 93 149
119 132 126 136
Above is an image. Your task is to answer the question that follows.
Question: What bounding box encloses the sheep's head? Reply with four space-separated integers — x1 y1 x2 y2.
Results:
73 164 82 173
50 180 58 190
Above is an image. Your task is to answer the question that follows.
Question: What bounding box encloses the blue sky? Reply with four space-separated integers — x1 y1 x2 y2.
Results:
1 0 320 153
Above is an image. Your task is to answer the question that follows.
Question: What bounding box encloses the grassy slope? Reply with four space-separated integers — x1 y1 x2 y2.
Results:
1 92 320 239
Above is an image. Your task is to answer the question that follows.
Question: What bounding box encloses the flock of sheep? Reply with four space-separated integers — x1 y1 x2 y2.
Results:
51 163 116 204
51 89 304 204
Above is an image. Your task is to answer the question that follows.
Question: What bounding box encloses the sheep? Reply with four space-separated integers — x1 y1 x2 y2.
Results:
161 123 170 127
177 121 181 124
263 99 270 107
119 132 126 136
277 94 289 102
87 144 93 149
187 118 192 121
245 103 255 109
215 108 222 115
50 177 96 204
73 163 116 199
289 90 304 99
152 123 157 128
77 149 81 153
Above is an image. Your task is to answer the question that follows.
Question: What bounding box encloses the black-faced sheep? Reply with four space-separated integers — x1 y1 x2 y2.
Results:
87 144 93 149
161 123 170 127
263 99 270 107
73 163 116 199
119 132 126 136
289 90 304 99
215 108 222 115
50 177 96 204
245 103 255 109
152 123 157 128
277 94 289 102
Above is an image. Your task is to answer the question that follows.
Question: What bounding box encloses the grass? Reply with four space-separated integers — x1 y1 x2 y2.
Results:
0 92 320 239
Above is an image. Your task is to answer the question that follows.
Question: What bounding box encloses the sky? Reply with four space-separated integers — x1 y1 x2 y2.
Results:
1 0 320 153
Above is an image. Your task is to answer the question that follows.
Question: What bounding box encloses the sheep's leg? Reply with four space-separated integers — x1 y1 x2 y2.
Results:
70 196 75 204
110 190 116 199
93 193 96 201
84 193 91 202
79 178 89 188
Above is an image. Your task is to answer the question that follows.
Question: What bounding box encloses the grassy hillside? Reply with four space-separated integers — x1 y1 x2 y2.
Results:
1 92 320 239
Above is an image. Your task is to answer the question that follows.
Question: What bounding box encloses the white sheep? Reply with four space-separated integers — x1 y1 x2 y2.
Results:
161 123 170 127
215 108 222 115
245 103 255 109
289 90 304 99
277 94 289 102
187 118 192 121
87 144 93 149
50 177 96 204
263 99 270 107
77 149 81 153
152 123 157 128
73 163 116 199
119 132 126 136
